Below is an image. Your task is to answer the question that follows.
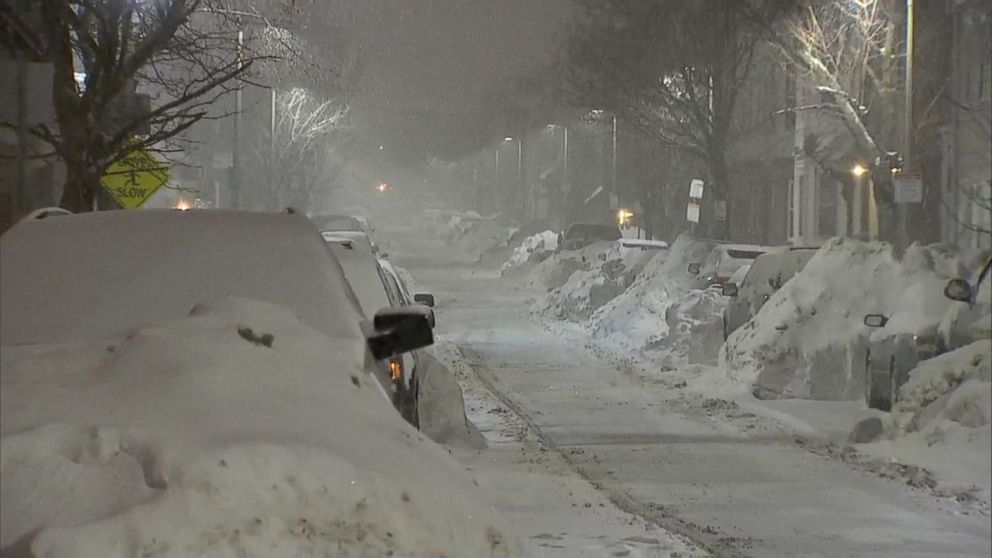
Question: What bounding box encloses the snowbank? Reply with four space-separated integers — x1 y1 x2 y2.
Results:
854 341 992 500
522 241 616 292
588 234 718 354
500 231 558 275
0 297 518 557
891 340 992 434
723 238 972 400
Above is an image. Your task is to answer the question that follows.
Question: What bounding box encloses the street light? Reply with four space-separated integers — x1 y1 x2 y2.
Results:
851 164 868 177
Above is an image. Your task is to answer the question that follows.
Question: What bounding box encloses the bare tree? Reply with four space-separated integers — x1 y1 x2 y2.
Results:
566 0 786 238
244 87 348 209
0 0 268 212
760 0 915 240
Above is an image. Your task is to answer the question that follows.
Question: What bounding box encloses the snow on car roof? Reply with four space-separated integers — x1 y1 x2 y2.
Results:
0 209 366 346
619 238 669 249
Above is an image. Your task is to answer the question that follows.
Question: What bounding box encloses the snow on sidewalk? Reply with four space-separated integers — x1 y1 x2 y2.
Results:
429 338 707 558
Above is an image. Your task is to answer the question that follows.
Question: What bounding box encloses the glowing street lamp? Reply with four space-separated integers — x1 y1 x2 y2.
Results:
174 198 192 211
851 164 868 177
376 182 390 193
617 208 634 227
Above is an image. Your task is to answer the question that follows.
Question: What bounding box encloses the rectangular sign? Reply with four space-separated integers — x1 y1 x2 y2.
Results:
894 174 923 204
686 202 700 223
689 179 705 199
714 200 727 222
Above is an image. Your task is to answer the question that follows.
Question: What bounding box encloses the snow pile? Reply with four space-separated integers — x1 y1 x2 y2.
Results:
857 340 992 500
891 340 992 434
588 234 718 354
500 231 557 275
0 297 518 557
537 243 668 322
449 218 516 260
522 241 615 292
537 265 624 321
723 238 971 400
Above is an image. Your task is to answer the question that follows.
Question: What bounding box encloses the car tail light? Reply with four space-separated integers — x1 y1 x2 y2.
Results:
388 358 403 382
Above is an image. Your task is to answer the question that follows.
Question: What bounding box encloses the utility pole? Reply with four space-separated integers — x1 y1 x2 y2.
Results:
13 0 30 217
611 113 617 203
230 28 244 209
900 0 915 246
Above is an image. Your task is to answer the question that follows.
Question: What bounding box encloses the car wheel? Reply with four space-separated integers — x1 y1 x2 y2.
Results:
865 351 892 412
397 376 420 429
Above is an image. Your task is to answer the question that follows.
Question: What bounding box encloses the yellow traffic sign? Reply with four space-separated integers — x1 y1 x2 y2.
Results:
101 149 171 209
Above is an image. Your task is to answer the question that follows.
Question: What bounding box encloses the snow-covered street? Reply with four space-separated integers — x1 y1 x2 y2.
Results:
394 236 991 558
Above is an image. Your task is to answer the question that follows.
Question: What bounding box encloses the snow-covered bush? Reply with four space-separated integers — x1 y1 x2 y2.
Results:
723 238 975 401
0 297 518 557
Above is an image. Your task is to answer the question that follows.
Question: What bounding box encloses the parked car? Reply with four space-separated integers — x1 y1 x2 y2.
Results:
722 248 818 339
325 236 436 427
941 257 992 348
861 257 991 411
0 209 432 411
607 238 670 261
311 213 384 255
688 243 782 290
556 222 622 252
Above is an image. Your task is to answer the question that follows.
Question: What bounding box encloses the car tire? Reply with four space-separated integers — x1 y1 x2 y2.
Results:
865 351 892 412
397 376 420 429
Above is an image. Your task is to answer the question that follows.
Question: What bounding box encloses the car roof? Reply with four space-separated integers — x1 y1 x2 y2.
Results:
1 209 366 346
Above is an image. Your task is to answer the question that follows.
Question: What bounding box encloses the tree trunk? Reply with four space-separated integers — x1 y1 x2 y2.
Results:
60 162 100 212
708 149 732 240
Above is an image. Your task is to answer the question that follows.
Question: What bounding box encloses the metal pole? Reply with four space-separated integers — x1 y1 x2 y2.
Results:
231 29 243 209
853 175 863 238
611 114 617 201
899 0 914 245
562 126 569 177
15 46 27 216
516 138 523 218
270 86 276 156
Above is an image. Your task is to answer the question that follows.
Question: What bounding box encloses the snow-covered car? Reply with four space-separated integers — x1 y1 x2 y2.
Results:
556 222 622 252
606 238 670 261
311 213 383 255
721 248 818 339
861 257 990 412
941 257 992 348
19 207 73 221
0 209 433 404
326 238 436 426
688 243 781 290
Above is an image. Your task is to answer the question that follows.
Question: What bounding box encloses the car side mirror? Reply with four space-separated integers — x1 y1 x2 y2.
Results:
944 278 972 303
413 293 435 307
722 283 739 297
366 306 434 360
688 263 701 275
864 314 889 328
